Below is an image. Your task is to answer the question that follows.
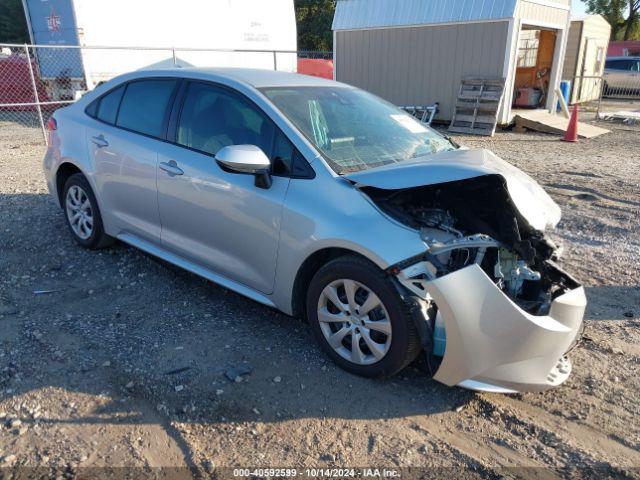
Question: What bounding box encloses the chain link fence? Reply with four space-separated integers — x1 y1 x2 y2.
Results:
0 43 332 145
6 43 636 144
602 70 640 99
296 50 334 60
0 44 76 143
567 74 640 124
598 70 640 124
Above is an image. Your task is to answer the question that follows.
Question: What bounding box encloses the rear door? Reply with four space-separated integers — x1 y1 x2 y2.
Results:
85 78 179 242
156 81 294 294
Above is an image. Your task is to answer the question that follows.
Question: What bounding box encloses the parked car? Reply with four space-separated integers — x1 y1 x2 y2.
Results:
603 56 640 96
43 69 586 393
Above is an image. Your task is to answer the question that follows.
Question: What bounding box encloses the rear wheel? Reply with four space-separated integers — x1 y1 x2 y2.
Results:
306 255 421 378
63 173 113 249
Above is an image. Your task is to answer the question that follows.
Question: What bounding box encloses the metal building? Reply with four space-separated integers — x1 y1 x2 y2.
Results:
562 15 611 104
332 0 572 124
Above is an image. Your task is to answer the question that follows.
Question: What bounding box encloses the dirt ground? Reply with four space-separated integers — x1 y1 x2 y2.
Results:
0 116 639 479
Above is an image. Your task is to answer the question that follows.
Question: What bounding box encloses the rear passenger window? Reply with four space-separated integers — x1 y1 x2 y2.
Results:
85 99 98 118
96 85 125 125
116 80 177 138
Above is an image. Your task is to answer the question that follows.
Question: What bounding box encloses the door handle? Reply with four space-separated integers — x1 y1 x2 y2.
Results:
91 135 109 148
159 161 184 176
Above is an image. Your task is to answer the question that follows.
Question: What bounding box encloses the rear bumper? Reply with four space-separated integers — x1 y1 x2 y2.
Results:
42 148 59 206
424 264 586 392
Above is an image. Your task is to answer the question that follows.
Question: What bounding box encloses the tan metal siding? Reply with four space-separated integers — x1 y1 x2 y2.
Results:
562 17 611 81
572 16 611 103
335 21 510 121
582 16 612 46
516 1 569 26
562 20 583 79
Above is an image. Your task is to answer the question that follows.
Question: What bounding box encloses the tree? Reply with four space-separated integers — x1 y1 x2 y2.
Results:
583 0 640 40
626 0 640 39
295 0 336 51
0 0 29 44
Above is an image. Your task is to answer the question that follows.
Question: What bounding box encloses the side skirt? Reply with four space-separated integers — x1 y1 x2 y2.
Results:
117 232 277 309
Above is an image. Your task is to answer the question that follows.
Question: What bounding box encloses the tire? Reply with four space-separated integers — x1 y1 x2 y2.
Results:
62 173 114 249
306 255 422 378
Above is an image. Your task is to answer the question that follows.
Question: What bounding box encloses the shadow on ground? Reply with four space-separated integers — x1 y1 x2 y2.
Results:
1 193 476 470
1 192 638 473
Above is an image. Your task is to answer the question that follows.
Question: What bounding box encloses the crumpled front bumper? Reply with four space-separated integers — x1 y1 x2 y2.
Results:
423 264 586 393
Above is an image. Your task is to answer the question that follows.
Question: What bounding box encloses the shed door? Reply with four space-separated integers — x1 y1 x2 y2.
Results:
576 38 604 103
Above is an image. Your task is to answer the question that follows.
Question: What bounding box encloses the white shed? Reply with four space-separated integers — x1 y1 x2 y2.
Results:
332 0 572 124
562 15 611 104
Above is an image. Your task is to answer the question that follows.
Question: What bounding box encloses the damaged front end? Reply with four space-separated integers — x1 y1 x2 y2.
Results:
358 171 586 393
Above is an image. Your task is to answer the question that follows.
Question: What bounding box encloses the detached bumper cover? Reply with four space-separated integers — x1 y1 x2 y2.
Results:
426 264 586 392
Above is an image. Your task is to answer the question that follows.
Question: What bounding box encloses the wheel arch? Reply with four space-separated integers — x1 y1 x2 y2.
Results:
291 247 378 319
55 162 85 208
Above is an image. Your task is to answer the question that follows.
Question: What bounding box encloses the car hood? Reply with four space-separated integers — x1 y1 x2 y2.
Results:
345 148 561 231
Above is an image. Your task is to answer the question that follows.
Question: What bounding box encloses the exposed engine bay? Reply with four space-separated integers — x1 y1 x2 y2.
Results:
360 175 581 316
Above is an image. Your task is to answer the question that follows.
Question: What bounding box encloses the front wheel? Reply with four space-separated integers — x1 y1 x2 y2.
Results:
306 256 421 378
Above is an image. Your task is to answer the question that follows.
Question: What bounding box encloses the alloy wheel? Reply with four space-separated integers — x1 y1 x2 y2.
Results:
65 185 94 240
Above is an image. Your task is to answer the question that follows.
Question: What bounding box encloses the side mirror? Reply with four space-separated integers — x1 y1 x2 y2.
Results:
215 145 272 189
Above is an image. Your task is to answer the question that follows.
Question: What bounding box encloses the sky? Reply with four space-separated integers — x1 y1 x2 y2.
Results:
572 0 588 16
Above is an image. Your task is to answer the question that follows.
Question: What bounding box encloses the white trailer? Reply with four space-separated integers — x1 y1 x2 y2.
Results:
22 0 297 92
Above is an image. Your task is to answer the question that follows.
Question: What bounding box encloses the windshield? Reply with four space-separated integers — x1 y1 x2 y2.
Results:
261 86 456 174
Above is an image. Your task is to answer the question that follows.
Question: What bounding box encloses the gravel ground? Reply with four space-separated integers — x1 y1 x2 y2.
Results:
0 117 639 478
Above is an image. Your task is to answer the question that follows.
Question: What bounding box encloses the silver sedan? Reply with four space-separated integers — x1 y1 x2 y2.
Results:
43 68 586 393
603 56 640 96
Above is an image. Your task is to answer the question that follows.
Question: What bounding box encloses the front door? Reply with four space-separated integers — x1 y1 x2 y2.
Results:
156 81 292 294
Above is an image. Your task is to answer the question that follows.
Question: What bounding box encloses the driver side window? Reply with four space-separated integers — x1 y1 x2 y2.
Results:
176 82 274 158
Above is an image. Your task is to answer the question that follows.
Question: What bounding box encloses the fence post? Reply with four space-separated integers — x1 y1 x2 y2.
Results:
172 48 177 67
24 44 47 145
596 78 604 121
273 51 277 71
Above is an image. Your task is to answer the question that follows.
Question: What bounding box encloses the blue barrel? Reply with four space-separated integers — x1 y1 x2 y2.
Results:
557 80 571 111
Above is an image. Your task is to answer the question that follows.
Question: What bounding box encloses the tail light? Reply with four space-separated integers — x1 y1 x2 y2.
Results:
47 117 57 131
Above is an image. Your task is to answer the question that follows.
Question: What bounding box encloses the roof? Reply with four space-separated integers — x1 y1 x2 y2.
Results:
570 14 610 24
183 67 340 88
78 67 347 112
332 0 516 31
112 67 342 89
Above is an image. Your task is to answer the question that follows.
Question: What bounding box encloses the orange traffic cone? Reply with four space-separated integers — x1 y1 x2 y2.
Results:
563 104 579 143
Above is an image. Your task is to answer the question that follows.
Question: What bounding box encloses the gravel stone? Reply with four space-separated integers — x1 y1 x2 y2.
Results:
0 117 638 470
